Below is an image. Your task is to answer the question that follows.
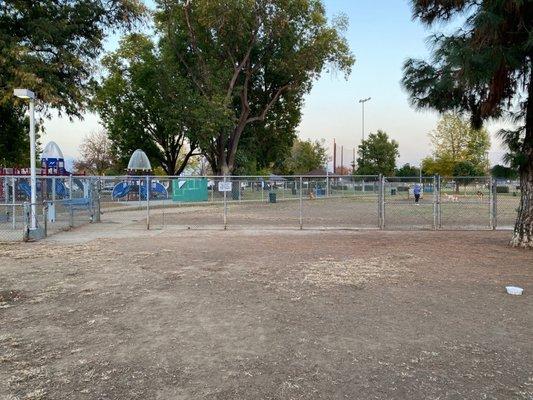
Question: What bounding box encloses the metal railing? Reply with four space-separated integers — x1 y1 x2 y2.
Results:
0 174 521 241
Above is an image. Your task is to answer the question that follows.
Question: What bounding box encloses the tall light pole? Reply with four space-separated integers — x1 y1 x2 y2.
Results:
358 97 371 169
358 97 371 144
14 88 37 230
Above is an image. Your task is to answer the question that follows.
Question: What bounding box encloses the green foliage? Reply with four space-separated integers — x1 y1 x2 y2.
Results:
402 1 532 129
356 130 399 176
421 113 490 177
233 93 301 175
395 163 420 177
491 164 519 181
281 139 327 175
453 161 484 178
155 0 354 175
0 103 30 166
0 0 144 166
93 34 205 175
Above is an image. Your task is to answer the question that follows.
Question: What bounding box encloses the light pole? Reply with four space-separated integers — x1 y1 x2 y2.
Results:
358 97 371 172
14 88 37 230
358 97 371 144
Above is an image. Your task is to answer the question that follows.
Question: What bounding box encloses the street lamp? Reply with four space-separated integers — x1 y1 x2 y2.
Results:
358 97 371 143
14 88 37 230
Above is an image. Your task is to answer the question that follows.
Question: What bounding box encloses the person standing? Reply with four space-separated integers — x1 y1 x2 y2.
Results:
414 184 421 205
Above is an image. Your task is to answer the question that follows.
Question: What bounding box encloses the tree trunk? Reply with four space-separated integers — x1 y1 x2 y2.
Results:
510 140 533 248
510 63 533 248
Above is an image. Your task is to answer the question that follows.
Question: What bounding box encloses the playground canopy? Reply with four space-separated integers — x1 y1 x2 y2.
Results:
41 141 64 165
127 149 152 172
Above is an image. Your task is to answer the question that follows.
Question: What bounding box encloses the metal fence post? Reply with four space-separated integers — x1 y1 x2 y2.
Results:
436 175 442 229
68 175 74 228
43 202 48 237
491 178 497 230
146 175 150 230
95 178 101 223
223 175 228 230
299 176 303 230
23 202 29 241
11 176 16 229
433 175 437 230
378 174 385 229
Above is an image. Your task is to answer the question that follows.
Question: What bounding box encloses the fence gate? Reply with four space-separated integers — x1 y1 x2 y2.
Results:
438 176 493 230
383 176 438 230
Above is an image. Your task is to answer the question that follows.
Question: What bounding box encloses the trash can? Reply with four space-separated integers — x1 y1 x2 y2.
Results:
391 188 397 196
269 192 277 204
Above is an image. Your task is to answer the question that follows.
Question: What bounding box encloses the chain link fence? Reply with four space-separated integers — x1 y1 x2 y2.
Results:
0 175 98 242
0 174 523 241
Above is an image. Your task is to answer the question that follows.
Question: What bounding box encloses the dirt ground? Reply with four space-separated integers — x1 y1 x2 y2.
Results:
0 228 531 399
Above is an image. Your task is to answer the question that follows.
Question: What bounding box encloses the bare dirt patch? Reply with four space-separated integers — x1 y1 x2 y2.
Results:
0 229 531 399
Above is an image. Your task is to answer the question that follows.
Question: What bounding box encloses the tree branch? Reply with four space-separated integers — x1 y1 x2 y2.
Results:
225 33 257 102
246 84 292 124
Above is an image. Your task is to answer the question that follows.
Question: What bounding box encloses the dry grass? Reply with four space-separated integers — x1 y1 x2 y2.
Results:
302 254 416 289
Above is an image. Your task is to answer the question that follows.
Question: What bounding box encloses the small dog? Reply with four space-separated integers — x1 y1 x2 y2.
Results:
308 191 316 200
444 193 459 202
476 191 484 201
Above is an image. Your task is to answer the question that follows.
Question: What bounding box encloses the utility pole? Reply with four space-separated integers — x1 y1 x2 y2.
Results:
333 139 337 174
340 146 344 174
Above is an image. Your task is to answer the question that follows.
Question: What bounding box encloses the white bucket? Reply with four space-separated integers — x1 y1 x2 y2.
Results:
506 286 524 296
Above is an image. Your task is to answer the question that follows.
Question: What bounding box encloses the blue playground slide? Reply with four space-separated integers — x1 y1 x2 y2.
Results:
54 180 69 197
112 182 133 199
112 181 168 200
140 182 168 200
18 181 31 198
18 180 70 199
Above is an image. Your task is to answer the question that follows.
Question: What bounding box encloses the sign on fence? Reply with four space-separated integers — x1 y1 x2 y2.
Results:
218 181 233 192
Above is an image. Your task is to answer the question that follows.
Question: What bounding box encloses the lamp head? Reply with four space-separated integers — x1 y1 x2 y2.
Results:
14 88 36 100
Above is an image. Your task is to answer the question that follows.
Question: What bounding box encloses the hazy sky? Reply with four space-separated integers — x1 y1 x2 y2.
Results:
42 0 509 168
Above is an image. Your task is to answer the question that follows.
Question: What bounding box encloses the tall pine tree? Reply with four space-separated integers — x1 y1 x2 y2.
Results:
402 0 533 248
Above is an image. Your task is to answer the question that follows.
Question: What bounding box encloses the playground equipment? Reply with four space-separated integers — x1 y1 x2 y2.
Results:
112 179 168 200
111 149 169 201
0 141 94 225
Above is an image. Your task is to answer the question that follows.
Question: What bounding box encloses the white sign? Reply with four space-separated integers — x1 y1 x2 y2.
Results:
218 181 233 192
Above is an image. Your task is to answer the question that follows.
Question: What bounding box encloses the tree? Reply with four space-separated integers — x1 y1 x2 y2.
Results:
281 139 327 175
491 165 519 181
0 1 144 166
422 114 490 176
0 103 31 166
356 130 399 176
73 131 116 175
155 0 354 175
401 0 533 247
93 34 204 175
453 160 484 192
396 163 420 177
233 93 302 175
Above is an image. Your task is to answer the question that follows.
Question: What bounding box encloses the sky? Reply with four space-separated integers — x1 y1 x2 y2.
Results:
42 0 510 169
